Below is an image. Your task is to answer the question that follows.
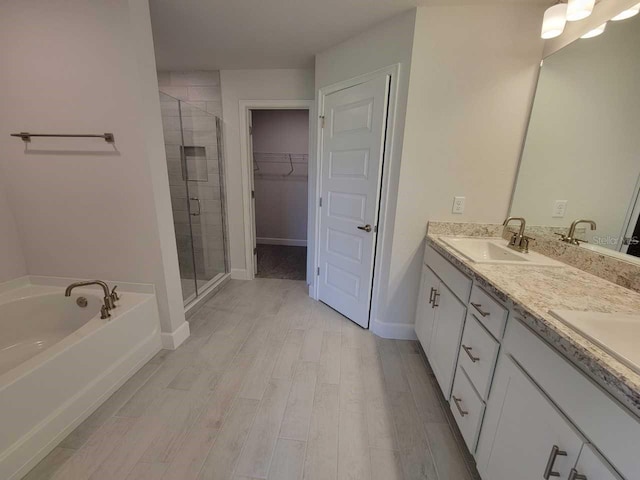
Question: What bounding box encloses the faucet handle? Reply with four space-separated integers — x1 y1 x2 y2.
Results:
110 285 119 303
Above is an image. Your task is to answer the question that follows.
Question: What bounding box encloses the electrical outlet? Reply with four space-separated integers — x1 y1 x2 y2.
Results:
452 196 465 214
552 200 568 218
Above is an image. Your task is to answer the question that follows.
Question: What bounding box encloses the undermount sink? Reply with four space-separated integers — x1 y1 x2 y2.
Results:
441 237 563 267
550 310 640 376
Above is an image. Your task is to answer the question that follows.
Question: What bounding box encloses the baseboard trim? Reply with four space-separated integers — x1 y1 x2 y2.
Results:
257 237 307 247
230 268 250 280
160 321 190 349
371 318 417 340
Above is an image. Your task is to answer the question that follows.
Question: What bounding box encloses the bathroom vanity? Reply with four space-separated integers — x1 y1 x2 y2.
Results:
415 233 640 480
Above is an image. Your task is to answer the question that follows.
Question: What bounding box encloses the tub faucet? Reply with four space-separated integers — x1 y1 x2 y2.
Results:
65 280 115 319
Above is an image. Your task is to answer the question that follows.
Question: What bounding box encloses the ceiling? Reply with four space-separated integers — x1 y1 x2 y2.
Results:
149 0 550 71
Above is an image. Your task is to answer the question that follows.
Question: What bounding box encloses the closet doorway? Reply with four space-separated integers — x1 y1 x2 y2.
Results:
250 109 310 280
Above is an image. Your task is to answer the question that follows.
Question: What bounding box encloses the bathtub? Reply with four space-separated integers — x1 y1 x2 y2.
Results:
0 279 162 480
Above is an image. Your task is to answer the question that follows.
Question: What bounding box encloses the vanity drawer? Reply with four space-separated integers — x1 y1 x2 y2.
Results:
424 245 472 303
450 365 486 453
458 314 500 400
468 285 508 339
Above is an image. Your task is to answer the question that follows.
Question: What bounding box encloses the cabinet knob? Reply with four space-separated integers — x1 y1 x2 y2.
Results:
543 445 567 479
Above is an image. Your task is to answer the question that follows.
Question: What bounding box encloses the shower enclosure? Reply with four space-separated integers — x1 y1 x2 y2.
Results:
160 92 229 306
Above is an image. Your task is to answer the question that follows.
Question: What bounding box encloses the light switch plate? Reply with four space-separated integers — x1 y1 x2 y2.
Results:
552 200 568 218
452 196 465 214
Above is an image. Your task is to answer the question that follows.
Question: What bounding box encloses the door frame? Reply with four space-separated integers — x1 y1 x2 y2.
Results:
238 99 314 281
312 64 402 330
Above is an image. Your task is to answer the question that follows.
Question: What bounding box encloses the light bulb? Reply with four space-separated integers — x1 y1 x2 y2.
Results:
611 3 640 21
581 22 607 38
541 3 569 39
567 0 595 21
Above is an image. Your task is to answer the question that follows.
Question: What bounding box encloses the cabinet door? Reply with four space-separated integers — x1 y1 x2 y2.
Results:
476 354 583 480
428 282 466 397
571 444 622 480
415 266 439 354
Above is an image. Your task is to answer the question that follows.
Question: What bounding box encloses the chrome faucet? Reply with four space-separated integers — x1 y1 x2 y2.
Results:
503 217 533 253
64 280 118 319
558 219 597 245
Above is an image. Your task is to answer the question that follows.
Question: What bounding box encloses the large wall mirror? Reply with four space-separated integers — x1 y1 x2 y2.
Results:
510 11 640 262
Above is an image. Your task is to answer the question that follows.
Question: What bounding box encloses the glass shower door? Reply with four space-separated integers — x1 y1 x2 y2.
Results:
160 93 198 304
180 104 228 295
160 92 228 306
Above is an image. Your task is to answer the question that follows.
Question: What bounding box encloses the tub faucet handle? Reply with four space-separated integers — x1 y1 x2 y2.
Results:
100 304 111 320
110 285 119 304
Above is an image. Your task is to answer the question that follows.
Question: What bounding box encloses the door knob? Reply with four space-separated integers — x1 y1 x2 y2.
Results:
357 224 372 232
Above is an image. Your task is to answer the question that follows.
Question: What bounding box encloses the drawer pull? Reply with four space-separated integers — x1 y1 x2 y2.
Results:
429 287 437 305
431 290 440 308
568 469 587 480
452 395 468 417
470 302 490 317
462 344 480 363
543 445 567 479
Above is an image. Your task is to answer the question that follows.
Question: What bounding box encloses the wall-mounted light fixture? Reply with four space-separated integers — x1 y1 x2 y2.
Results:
611 2 640 20
541 3 569 39
581 22 607 38
567 0 596 21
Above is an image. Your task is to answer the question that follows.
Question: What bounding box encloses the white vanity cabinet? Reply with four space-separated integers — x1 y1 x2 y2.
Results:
414 265 440 354
475 354 583 480
416 246 471 397
415 241 639 480
428 281 467 397
571 445 623 480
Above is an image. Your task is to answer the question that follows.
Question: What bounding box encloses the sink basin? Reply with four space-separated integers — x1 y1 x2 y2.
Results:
550 310 640 375
441 237 563 266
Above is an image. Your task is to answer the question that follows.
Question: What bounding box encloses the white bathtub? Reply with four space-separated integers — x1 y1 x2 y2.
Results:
0 279 162 480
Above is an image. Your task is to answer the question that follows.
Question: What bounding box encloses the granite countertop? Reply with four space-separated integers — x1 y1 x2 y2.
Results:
427 234 640 417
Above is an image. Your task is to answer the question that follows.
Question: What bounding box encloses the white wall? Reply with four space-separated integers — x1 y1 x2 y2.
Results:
0 0 187 344
385 5 545 327
253 110 309 244
511 15 640 246
219 69 314 278
0 176 26 284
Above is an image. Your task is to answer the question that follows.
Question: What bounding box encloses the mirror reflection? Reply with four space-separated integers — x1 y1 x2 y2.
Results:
510 13 640 261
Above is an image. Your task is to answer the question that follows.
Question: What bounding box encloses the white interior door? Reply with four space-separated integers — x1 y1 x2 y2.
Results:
317 75 390 328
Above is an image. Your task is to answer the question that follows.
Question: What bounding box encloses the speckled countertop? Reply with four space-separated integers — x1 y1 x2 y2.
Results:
427 234 640 417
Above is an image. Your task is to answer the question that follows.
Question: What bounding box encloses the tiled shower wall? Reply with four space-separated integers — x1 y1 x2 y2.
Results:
158 71 225 290
157 70 222 117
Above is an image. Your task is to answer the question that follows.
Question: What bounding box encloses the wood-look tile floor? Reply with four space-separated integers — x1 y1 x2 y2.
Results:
25 279 478 480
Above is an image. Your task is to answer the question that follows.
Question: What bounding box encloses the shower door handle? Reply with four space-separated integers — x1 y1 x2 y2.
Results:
189 197 201 216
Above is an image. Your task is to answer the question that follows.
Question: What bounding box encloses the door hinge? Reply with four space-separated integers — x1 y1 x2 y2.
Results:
249 126 253 135
317 267 320 276
319 115 325 128
254 247 257 255
319 197 322 207
251 190 255 199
